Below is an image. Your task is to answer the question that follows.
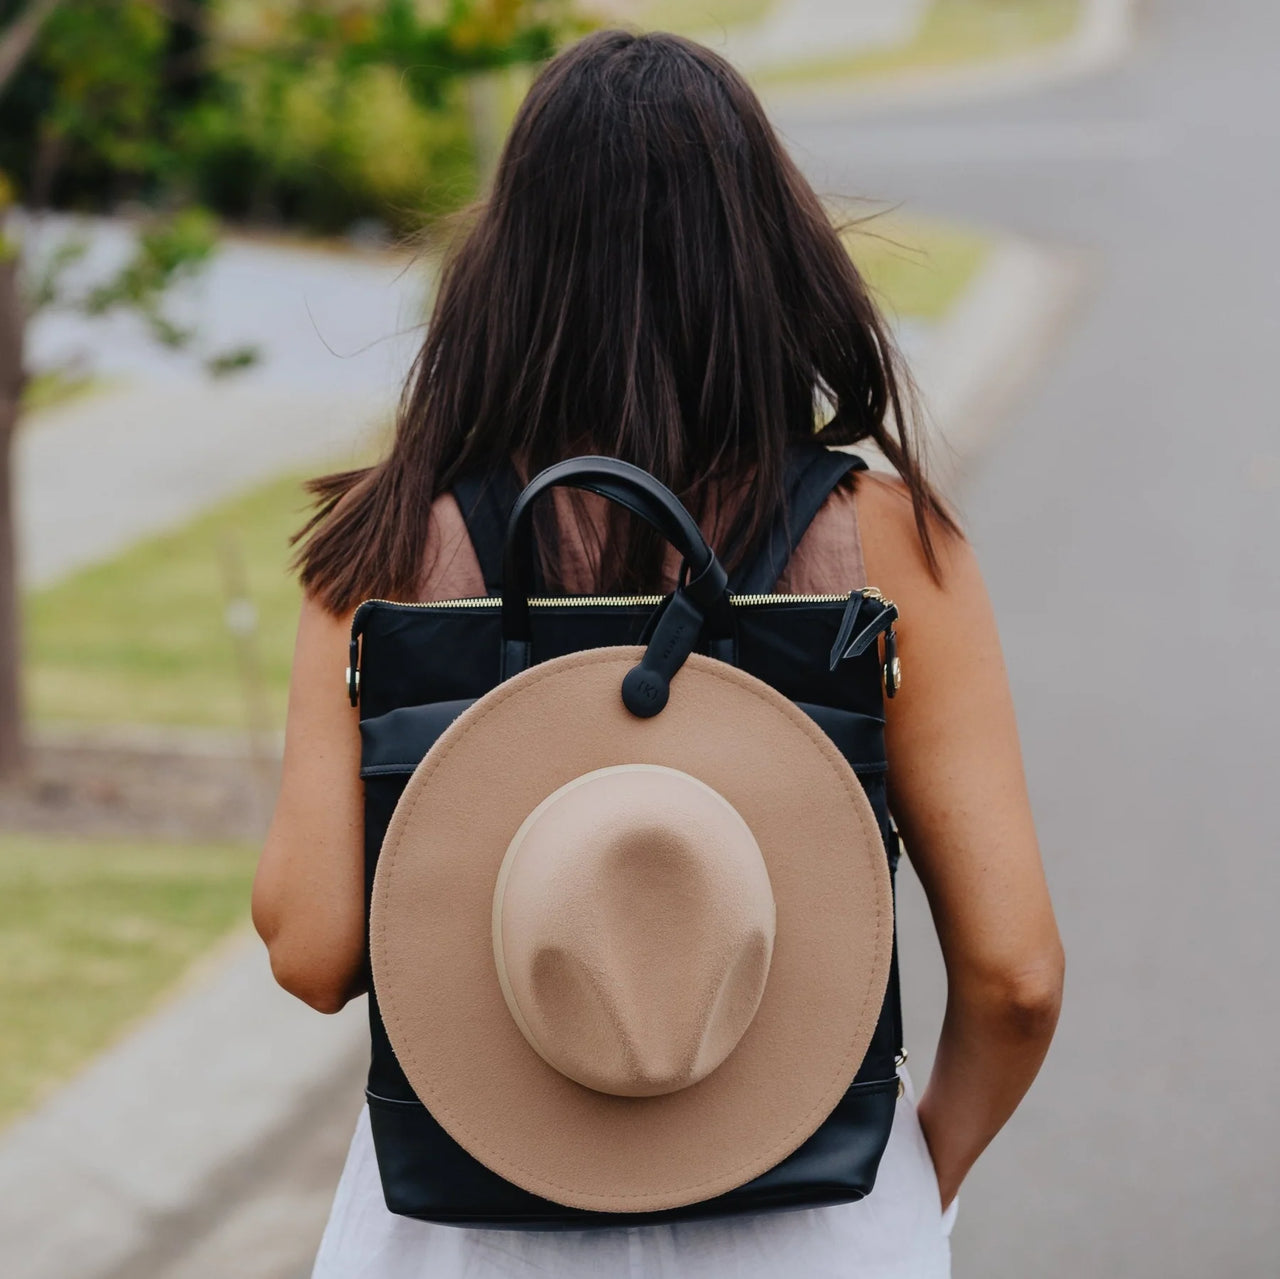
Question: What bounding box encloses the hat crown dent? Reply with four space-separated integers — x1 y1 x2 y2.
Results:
493 766 776 1098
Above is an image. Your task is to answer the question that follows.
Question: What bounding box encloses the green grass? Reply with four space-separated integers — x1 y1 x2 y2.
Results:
763 0 1081 86
846 214 990 323
23 219 984 734
22 370 118 416
26 470 312 730
0 833 257 1125
632 0 775 35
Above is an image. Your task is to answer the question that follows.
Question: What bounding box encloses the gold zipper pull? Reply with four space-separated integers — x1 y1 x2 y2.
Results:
347 635 361 706
859 589 902 696
883 623 900 698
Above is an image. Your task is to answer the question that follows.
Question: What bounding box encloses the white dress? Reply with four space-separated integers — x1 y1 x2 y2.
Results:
312 1069 956 1278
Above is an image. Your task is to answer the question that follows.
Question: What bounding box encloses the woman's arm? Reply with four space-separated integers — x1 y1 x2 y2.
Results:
859 475 1065 1210
252 595 367 1013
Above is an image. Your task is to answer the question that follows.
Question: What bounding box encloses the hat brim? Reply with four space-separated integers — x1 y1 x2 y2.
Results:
370 648 893 1214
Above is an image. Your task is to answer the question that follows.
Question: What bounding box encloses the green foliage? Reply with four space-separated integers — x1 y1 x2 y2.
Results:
0 832 256 1123
263 0 565 107
0 0 171 204
80 208 218 348
205 344 259 377
177 0 576 231
35 0 167 175
0 0 581 234
177 60 476 231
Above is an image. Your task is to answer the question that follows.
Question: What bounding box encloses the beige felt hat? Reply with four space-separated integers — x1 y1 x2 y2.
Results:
370 647 892 1214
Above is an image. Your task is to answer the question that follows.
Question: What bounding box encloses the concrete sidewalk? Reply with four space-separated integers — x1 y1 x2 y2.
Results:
759 0 1136 119
20 383 387 588
20 224 426 587
0 936 367 1279
705 0 928 73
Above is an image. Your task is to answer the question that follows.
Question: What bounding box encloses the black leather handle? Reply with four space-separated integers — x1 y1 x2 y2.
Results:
500 457 729 648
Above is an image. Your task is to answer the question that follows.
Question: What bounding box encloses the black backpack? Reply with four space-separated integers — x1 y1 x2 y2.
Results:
350 445 904 1228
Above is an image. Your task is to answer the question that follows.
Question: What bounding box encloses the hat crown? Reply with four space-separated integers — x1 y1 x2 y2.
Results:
493 766 776 1097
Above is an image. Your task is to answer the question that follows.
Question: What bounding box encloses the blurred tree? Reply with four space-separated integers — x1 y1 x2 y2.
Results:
0 1 63 92
0 1 171 208
181 0 577 231
0 195 257 772
0 195 22 773
1 4 259 771
0 0 575 770
1 1 580 231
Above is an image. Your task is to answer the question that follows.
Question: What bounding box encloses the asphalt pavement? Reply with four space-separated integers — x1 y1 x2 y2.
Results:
775 3 1280 1275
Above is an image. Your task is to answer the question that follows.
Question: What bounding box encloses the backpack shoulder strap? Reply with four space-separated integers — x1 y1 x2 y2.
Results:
454 447 862 598
451 464 525 596
729 445 867 595
452 462 557 595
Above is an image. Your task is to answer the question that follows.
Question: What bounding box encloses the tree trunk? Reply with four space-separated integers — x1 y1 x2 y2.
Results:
0 255 27 774
0 0 66 95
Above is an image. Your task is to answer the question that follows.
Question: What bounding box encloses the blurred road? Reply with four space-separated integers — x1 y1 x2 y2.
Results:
19 231 426 585
777 2 1280 1275
24 221 426 397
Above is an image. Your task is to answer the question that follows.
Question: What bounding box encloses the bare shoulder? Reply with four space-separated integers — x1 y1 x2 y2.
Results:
854 471 1006 723
856 471 981 608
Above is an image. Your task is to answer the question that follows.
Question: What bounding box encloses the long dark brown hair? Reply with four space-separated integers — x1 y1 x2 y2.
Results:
297 29 954 612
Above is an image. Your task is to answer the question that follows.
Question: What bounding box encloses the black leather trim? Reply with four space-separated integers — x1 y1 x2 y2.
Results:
795 701 887 773
366 1075 899 1229
730 446 866 594
452 468 523 595
359 699 475 776
360 697 884 778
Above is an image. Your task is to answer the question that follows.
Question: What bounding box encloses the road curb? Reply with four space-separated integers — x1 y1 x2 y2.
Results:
851 235 1085 496
0 934 367 1279
761 0 1138 120
911 237 1087 492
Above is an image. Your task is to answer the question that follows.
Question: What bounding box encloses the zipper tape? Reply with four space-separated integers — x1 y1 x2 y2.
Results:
348 587 897 705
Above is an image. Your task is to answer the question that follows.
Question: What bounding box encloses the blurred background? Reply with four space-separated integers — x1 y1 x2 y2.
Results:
0 2 1276 1277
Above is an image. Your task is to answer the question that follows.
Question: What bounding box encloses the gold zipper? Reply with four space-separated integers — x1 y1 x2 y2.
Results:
859 586 898 611
349 587 898 703
358 589 875 611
